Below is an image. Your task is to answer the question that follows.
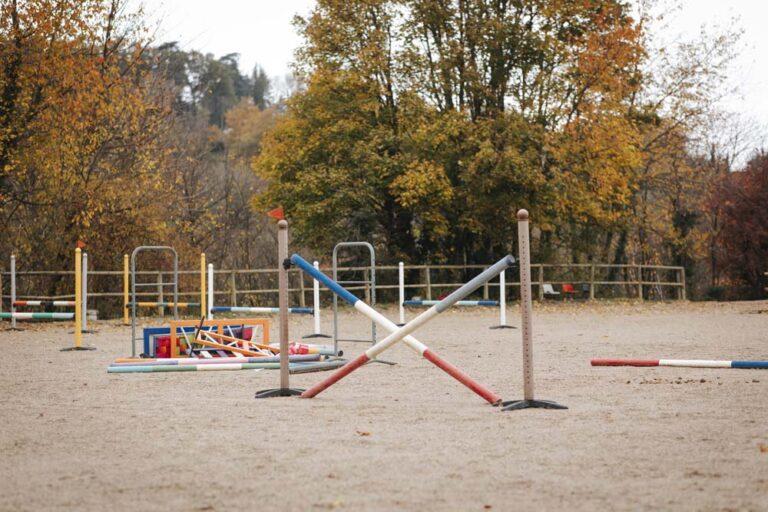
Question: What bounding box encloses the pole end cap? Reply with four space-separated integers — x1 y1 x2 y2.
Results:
517 209 529 221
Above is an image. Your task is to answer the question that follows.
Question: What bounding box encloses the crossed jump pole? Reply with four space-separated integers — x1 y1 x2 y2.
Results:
291 254 506 404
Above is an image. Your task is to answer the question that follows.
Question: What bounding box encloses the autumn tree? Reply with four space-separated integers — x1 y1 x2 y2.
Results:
714 153 768 298
0 0 178 276
255 0 646 263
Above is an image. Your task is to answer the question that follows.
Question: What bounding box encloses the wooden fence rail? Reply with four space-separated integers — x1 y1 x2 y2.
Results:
0 262 686 317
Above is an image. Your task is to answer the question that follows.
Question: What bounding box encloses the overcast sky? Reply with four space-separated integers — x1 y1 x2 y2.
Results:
143 0 768 134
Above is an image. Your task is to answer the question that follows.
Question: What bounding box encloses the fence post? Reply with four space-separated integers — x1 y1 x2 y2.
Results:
425 266 432 300
229 271 237 307
637 265 643 301
0 264 3 313
483 266 490 300
589 264 595 300
537 264 544 301
678 268 686 300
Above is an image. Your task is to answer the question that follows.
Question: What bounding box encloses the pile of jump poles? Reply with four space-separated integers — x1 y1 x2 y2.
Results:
398 262 515 329
112 243 342 374
252 211 567 411
1 248 94 351
108 317 344 374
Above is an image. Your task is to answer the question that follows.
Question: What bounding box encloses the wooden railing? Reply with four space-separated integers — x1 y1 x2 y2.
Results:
0 262 686 318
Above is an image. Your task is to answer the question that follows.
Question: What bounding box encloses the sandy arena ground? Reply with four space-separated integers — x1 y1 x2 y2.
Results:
1 301 767 511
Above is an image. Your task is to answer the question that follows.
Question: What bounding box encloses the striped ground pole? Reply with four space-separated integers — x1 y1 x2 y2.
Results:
13 301 76 307
1 312 75 320
109 359 347 374
211 306 313 315
403 300 500 307
110 354 321 367
591 359 768 369
268 343 337 356
291 253 510 404
125 302 200 308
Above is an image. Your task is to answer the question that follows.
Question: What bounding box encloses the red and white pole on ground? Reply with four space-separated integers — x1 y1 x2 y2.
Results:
501 210 566 411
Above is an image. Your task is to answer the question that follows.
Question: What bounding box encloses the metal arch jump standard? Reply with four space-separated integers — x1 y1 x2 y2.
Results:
291 253 506 404
129 246 179 358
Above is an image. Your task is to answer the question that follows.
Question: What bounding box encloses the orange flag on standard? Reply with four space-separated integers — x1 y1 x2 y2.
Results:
267 207 285 220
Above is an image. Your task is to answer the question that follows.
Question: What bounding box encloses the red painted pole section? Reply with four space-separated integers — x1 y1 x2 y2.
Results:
591 359 660 367
301 353 371 398
422 349 502 405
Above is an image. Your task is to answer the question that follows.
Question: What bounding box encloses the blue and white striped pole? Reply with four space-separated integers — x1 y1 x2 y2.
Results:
403 300 500 307
292 254 511 403
211 306 313 315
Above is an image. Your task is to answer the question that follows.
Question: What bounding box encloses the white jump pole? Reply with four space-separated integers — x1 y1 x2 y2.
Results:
302 261 331 339
10 254 16 329
501 209 565 411
81 252 88 332
490 269 515 329
207 263 213 320
398 261 405 325
313 261 321 332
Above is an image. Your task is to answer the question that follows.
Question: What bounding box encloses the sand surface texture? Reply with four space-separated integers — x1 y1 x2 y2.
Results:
1 301 767 511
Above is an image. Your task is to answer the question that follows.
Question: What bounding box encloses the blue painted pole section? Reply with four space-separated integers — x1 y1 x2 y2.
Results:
291 254 359 306
731 361 768 369
210 306 313 314
403 300 499 307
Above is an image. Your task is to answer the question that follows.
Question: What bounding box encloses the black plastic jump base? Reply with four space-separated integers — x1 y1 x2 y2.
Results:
501 399 567 411
255 388 304 399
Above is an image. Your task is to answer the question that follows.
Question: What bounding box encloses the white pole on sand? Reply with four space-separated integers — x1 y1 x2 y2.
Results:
398 261 405 326
302 261 330 338
207 263 214 320
490 269 515 329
